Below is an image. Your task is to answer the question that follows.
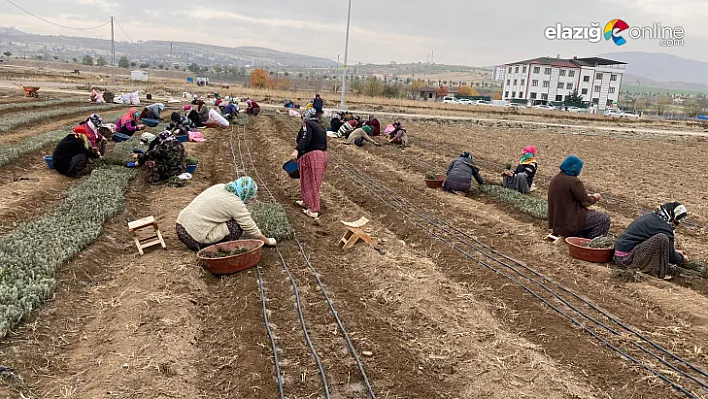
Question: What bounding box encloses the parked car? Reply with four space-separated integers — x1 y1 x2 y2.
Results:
456 99 474 105
505 103 527 109
475 100 492 106
620 111 640 119
442 97 457 104
564 106 582 113
533 104 555 110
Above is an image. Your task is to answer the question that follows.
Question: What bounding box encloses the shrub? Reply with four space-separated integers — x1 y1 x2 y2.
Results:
0 166 136 337
480 184 548 220
0 104 123 132
247 201 294 241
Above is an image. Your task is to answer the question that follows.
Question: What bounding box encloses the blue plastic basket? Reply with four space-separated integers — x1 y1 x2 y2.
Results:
112 133 131 142
176 135 189 143
43 155 54 169
142 118 160 127
283 160 299 179
186 164 197 174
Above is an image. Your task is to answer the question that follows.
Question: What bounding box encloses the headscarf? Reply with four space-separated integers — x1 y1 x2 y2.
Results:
368 114 375 122
158 130 175 142
84 113 102 128
522 145 537 156
171 112 182 123
362 125 372 134
460 152 472 159
183 105 192 112
118 108 139 125
655 202 688 226
347 120 357 127
225 177 258 202
559 155 583 177
520 146 537 164
302 108 317 120
140 132 156 144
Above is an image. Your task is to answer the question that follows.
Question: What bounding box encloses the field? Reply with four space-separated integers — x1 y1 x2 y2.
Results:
0 67 707 399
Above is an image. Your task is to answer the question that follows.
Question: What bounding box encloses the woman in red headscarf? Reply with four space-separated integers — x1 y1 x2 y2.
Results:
115 108 144 136
502 145 538 194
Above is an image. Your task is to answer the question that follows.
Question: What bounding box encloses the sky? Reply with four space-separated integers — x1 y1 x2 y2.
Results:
1 0 707 66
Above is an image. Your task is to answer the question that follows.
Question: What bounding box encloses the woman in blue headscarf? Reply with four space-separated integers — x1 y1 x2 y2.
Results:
176 176 277 251
547 155 610 239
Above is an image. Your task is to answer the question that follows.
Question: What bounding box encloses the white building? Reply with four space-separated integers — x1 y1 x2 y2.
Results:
493 66 506 82
500 56 626 110
130 70 149 82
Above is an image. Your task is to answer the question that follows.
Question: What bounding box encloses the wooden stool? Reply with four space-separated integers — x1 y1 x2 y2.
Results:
338 217 385 255
128 216 167 255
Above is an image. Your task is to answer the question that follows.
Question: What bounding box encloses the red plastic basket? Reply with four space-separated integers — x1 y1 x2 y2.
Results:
424 179 444 188
197 239 264 275
565 237 614 263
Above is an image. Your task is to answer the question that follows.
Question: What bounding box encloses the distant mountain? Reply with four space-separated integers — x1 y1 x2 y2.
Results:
597 51 708 86
0 27 336 68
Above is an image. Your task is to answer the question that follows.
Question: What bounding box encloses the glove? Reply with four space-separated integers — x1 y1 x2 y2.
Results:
266 238 277 246
126 162 137 168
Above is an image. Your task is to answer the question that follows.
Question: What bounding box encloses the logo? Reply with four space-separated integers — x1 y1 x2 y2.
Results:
604 19 630 46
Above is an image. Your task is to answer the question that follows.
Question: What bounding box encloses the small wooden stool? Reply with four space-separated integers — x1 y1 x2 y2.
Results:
128 216 167 255
338 217 385 256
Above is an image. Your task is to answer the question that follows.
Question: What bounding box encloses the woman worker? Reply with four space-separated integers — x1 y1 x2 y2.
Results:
503 145 538 194
363 114 381 136
442 152 484 195
140 103 165 120
115 108 144 136
614 202 690 280
345 125 380 147
131 130 186 184
73 113 107 156
176 177 277 251
547 155 610 239
290 109 328 219
52 129 101 177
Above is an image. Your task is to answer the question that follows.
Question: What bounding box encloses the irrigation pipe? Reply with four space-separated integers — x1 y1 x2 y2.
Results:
256 265 285 399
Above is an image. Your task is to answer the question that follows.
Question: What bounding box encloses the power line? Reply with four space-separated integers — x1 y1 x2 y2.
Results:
4 0 109 30
113 18 151 57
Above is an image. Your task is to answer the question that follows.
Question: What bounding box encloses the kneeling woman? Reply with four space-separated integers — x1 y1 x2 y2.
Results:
132 131 186 184
176 177 277 251
503 145 537 194
115 108 144 136
614 202 690 280
442 152 484 194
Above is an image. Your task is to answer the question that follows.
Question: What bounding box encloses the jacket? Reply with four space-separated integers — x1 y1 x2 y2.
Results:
141 103 163 120
52 134 98 175
313 97 323 110
547 172 596 236
615 213 684 264
116 118 140 135
330 118 343 134
445 156 484 186
346 128 377 145
73 124 103 148
197 105 210 122
138 140 186 180
296 119 327 157
363 119 381 136
513 162 537 186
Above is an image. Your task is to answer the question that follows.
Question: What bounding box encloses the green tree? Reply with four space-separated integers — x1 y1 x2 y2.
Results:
72 57 78 63
158 64 164 69
82 55 93 65
96 57 108 66
139 63 150 69
118 56 130 68
2 51 11 58
130 61 137 67
52 55 59 61
36 55 42 60
684 102 703 118
565 89 584 105
362 77 384 97
212 64 222 75
188 63 200 73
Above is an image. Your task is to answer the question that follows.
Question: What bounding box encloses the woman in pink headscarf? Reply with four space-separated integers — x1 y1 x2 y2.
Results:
115 107 144 136
502 145 538 194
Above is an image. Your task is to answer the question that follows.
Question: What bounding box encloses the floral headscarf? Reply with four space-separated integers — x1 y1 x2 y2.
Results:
225 177 258 202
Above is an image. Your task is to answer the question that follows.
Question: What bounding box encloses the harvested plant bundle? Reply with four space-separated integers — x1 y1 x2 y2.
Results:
185 155 200 165
0 166 136 338
201 247 250 258
480 184 548 220
424 171 438 180
247 201 295 241
0 104 123 132
586 236 616 249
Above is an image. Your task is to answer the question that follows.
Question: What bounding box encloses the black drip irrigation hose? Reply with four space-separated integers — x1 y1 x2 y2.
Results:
328 153 707 398
238 125 377 399
256 265 286 399
409 139 707 232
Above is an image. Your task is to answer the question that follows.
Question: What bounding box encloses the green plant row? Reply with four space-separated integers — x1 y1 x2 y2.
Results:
0 103 124 132
103 135 148 165
0 166 136 337
247 201 294 241
235 114 250 126
479 184 548 220
0 112 125 167
0 99 78 114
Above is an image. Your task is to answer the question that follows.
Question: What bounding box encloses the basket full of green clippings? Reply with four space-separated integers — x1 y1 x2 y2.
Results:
197 239 264 275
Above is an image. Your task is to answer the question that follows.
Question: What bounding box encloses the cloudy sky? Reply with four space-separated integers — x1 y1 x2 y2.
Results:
1 0 706 65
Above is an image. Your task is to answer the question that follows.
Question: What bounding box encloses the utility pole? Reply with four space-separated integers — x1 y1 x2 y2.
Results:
340 0 352 109
110 16 115 85
335 54 340 93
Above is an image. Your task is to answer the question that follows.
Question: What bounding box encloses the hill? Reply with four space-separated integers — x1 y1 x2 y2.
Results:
598 51 708 87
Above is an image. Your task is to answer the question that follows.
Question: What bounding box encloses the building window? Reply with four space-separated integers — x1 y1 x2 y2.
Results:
505 91 509 97
566 83 573 90
533 66 540 74
521 79 525 86
513 79 517 85
556 95 563 102
583 76 590 82
543 81 549 88
522 66 527 73
581 88 588 95
569 70 576 78
507 79 510 85
592 98 599 104
594 85 601 93
512 91 516 98
559 70 566 77
596 73 602 80
544 68 551 75
541 93 548 100
508 67 511 73
610 74 617 81
532 79 538 87
515 66 519 73
557 82 564 89
609 87 616 94
530 92 537 99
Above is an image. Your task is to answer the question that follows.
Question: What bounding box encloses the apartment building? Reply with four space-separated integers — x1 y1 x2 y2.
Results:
493 66 506 82
500 56 626 110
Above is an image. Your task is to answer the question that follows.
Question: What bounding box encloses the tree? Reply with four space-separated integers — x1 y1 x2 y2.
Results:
684 101 702 118
655 97 671 116
96 57 108 66
250 68 269 88
409 80 426 91
212 64 222 75
362 77 384 97
72 57 78 63
82 55 93 66
130 61 137 67
457 86 479 96
436 85 449 97
36 55 42 60
174 64 180 70
118 56 130 68
188 63 200 73
277 77 292 90
565 89 584 105
2 51 11 58
53 55 59 61
158 64 164 69
139 63 150 69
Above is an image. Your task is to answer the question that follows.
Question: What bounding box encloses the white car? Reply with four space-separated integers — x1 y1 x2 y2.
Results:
475 100 492 106
505 103 527 109
620 111 640 119
605 109 638 118
533 104 555 110
442 97 457 104
456 99 474 105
